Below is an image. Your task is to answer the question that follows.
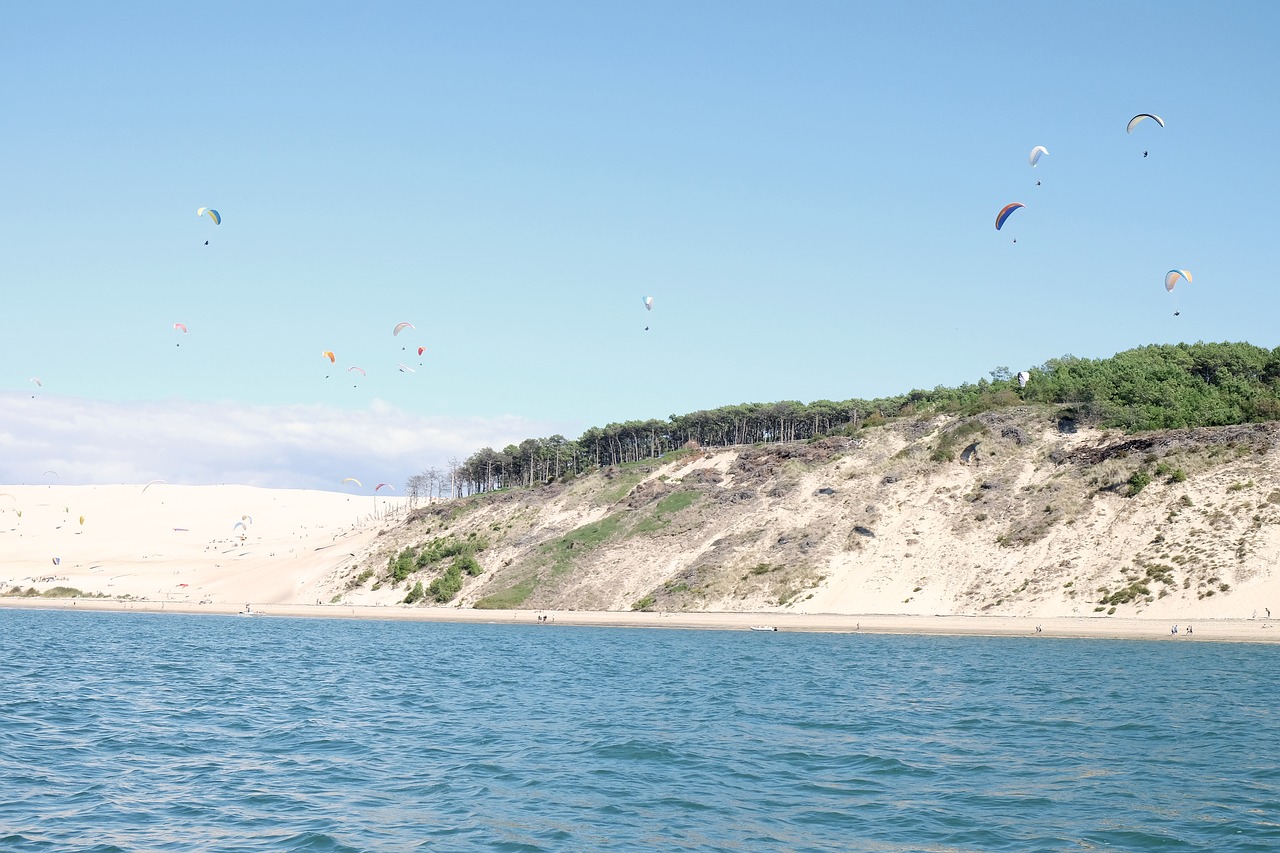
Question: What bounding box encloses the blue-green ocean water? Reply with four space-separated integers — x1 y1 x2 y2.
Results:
1 610 1277 852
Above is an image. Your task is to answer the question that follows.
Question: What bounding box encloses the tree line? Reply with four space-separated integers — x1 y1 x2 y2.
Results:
404 342 1280 501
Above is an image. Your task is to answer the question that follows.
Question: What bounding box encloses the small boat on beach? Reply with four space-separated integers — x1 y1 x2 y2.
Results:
750 625 777 632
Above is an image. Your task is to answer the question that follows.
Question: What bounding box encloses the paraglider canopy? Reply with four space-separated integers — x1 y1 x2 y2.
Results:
376 483 394 491
342 477 362 488
173 323 187 333
322 351 336 363
643 296 654 311
393 322 414 336
995 203 1025 230
1126 114 1165 133
1028 146 1048 167
1017 371 1031 389
196 207 221 225
347 366 366 377
417 346 426 356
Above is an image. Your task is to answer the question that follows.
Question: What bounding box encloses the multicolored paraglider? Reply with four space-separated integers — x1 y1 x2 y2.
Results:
996 203 1025 241
375 483 394 492
1166 269 1192 315
197 207 221 225
342 477 362 488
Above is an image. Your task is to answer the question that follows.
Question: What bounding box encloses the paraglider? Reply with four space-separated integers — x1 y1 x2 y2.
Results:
142 479 167 494
348 366 366 376
393 322 414 336
1028 146 1048 167
52 557 60 566
1166 269 1192 316
417 346 425 356
342 477 362 488
376 483 394 492
29 377 41 398
644 296 653 311
397 363 415 373
197 207 221 225
1128 114 1163 157
995 203 1025 241
173 323 187 333
1017 371 1031 389
322 351 336 363
233 521 247 531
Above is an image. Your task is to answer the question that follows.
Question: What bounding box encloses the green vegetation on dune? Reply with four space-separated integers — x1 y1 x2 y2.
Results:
432 342 1280 499
632 490 699 535
387 534 489 604
474 576 538 609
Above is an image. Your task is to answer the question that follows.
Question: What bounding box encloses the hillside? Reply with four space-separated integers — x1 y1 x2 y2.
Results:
329 407 1280 620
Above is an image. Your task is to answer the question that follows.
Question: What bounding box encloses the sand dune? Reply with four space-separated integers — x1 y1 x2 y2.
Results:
3 480 1279 643
0 484 401 607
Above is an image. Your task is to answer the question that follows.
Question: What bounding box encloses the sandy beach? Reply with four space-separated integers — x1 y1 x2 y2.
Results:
3 597 1278 643
3 483 1280 642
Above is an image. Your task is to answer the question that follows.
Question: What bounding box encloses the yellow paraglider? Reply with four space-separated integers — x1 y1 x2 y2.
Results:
342 477 362 488
197 207 222 225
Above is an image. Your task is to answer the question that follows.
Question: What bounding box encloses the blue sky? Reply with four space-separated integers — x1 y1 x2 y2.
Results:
3 2 1278 488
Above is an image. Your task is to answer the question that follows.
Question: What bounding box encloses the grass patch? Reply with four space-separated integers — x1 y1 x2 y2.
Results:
595 472 647 505
930 419 988 463
474 576 538 609
632 490 700 535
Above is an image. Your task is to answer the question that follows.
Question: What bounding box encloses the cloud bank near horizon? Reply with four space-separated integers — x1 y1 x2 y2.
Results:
0 393 573 491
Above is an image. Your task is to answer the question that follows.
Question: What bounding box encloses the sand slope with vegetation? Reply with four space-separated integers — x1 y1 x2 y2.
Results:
341 406 1280 621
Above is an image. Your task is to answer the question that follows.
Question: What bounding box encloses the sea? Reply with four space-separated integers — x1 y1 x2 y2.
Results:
1 609 1277 853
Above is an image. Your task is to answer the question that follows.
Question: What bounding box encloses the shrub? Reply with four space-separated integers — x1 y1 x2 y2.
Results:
428 564 464 603
1127 470 1152 496
454 554 484 577
403 581 425 604
390 547 416 582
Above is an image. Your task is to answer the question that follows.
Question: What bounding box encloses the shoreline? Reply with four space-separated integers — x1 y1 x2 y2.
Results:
4 597 1277 643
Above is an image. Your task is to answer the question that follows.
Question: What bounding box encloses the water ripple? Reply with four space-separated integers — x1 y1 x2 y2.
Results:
2 611 1278 851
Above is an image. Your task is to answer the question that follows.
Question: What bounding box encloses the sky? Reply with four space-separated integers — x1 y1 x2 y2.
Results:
3 1 1279 489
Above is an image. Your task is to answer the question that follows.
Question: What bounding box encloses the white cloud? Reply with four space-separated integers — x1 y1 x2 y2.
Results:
0 393 573 491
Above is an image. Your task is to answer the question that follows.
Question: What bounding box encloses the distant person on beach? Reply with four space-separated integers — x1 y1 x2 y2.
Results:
1171 624 1178 634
